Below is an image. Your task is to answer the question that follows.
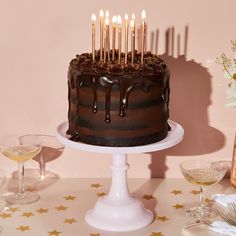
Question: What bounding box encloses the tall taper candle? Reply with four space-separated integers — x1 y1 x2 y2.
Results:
132 14 136 51
117 15 122 63
130 19 135 65
124 14 129 64
105 11 110 61
141 10 146 64
91 14 96 61
112 16 117 61
104 18 109 63
99 10 104 61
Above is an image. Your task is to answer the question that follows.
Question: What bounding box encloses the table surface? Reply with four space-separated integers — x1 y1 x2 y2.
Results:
0 175 235 236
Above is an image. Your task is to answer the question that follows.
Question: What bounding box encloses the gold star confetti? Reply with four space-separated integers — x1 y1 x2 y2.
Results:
190 190 200 195
22 212 34 218
8 207 19 213
0 213 12 219
171 190 182 195
205 198 214 204
64 218 78 224
143 194 155 200
16 225 30 232
172 204 184 209
156 216 169 222
150 232 165 236
25 185 37 192
96 192 106 197
90 234 100 236
91 183 102 188
55 205 68 211
48 230 61 236
64 195 76 200
36 208 49 214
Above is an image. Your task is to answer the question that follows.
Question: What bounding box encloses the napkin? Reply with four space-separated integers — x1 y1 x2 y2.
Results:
213 193 236 207
209 194 236 236
209 221 236 236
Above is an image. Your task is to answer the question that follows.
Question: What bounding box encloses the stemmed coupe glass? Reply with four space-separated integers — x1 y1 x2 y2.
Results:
0 169 6 232
180 159 227 220
0 135 42 205
19 134 64 180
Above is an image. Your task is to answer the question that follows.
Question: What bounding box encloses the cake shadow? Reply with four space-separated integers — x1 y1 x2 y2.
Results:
149 54 225 178
133 179 163 215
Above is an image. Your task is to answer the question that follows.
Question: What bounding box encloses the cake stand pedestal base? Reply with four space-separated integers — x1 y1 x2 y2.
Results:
57 120 184 232
85 153 153 231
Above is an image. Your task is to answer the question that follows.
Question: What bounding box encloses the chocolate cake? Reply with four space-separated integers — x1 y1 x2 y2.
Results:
67 50 170 147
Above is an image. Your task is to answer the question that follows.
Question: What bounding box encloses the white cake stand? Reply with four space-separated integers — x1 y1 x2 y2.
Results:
56 120 184 232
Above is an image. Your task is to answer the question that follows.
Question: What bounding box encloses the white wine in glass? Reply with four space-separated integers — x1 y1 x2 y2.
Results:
180 159 227 219
0 135 42 205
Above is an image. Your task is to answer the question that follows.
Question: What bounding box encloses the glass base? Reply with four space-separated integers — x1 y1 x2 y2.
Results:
5 192 40 205
186 206 218 219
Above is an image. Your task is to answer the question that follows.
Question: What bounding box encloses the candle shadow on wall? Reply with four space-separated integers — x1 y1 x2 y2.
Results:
148 25 225 178
134 26 225 213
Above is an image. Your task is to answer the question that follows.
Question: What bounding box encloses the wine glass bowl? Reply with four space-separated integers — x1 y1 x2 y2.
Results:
180 159 227 219
19 134 64 180
0 135 42 205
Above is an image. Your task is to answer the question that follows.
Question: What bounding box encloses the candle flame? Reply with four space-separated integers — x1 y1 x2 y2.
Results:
132 13 135 20
105 17 109 26
100 9 104 17
91 14 96 23
141 10 146 20
125 13 128 21
105 10 109 18
112 15 117 24
117 15 122 26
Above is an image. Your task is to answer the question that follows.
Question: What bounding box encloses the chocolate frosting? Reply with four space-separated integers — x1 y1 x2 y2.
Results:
69 50 168 76
68 51 170 124
67 51 171 146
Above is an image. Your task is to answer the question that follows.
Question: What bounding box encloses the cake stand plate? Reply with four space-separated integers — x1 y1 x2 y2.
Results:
57 120 184 231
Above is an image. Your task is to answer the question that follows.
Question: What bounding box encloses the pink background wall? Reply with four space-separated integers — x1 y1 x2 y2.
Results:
0 0 235 178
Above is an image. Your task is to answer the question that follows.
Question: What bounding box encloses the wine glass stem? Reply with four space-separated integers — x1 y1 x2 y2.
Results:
18 162 25 195
39 153 45 179
199 186 206 210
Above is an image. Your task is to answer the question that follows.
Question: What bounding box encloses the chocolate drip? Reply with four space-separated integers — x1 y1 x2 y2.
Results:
78 75 163 123
119 79 133 117
118 78 143 117
79 79 84 87
70 134 79 141
99 77 114 123
92 77 98 113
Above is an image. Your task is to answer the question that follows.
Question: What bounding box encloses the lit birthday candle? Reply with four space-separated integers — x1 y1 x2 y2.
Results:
112 15 117 61
124 14 129 64
105 11 110 61
117 15 122 63
141 10 146 64
132 13 136 50
99 10 104 61
91 14 96 61
104 17 109 62
130 19 135 64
